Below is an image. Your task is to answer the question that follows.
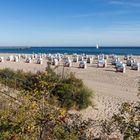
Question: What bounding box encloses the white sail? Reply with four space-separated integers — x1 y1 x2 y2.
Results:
96 44 99 49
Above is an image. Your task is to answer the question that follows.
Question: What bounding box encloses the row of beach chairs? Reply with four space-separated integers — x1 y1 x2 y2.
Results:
0 54 139 73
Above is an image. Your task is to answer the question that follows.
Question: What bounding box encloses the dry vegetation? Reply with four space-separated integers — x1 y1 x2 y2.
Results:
0 68 139 140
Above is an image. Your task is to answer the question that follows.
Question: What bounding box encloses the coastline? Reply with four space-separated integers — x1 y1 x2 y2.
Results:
0 47 140 55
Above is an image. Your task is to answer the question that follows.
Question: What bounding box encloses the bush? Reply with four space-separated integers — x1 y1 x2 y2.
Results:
0 68 16 87
75 86 93 110
0 68 94 110
0 93 94 140
52 73 93 110
0 68 34 90
101 100 140 139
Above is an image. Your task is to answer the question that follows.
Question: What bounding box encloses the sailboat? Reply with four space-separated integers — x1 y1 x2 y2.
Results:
96 44 99 49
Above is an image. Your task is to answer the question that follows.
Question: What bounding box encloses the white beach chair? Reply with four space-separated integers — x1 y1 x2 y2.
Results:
0 57 4 62
98 54 105 60
13 56 19 62
36 58 43 64
21 54 25 59
131 62 139 71
104 55 108 59
26 57 32 63
17 54 21 59
79 61 87 69
84 55 89 59
126 59 135 66
124 55 129 60
116 63 126 73
64 58 72 67
78 56 84 61
87 57 93 64
57 54 63 62
7 55 14 61
52 58 59 66
97 59 107 68
73 56 78 62
111 58 120 65
115 61 123 68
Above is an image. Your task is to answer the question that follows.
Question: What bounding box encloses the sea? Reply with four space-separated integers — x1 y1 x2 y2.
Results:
0 47 140 55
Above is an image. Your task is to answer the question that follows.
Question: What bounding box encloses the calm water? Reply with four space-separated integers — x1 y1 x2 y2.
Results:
0 47 140 55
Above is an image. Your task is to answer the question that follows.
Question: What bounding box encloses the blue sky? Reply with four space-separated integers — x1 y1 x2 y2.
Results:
0 0 140 46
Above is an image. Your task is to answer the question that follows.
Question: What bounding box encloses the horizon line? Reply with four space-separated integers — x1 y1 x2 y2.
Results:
0 46 140 48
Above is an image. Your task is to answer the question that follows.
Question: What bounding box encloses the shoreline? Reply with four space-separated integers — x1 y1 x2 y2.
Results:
0 47 140 56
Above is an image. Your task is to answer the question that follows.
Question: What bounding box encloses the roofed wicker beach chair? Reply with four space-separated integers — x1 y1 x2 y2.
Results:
30 54 35 59
64 58 72 67
104 55 108 59
126 59 135 66
36 58 43 64
78 56 84 61
115 61 123 68
98 54 104 60
17 54 21 59
84 54 89 59
116 63 126 73
87 57 93 64
57 56 62 62
43 54 47 59
79 61 87 69
13 56 19 62
129 54 133 59
124 55 129 60
0 57 4 62
7 55 14 61
131 62 140 71
55 53 62 61
21 54 26 59
37 54 42 59
47 55 53 62
111 57 120 65
23 54 28 59
34 54 38 59
111 54 118 59
26 57 32 63
97 59 107 68
73 55 78 62
52 58 59 66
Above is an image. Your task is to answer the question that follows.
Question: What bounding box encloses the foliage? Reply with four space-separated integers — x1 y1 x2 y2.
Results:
0 68 94 139
52 73 93 110
101 101 140 140
0 68 140 139
0 68 59 91
0 68 35 90
0 68 94 110
0 93 94 140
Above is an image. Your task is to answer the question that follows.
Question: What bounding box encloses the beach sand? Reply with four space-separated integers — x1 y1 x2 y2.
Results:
0 53 139 123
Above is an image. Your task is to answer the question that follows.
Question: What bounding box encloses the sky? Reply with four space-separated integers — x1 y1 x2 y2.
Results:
0 0 140 46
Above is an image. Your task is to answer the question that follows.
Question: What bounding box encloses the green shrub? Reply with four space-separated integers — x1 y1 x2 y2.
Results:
0 68 16 87
75 87 93 110
0 68 35 90
52 73 93 110
0 68 94 110
0 93 94 140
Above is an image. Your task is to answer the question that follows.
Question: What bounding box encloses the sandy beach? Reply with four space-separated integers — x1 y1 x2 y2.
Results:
0 53 139 122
